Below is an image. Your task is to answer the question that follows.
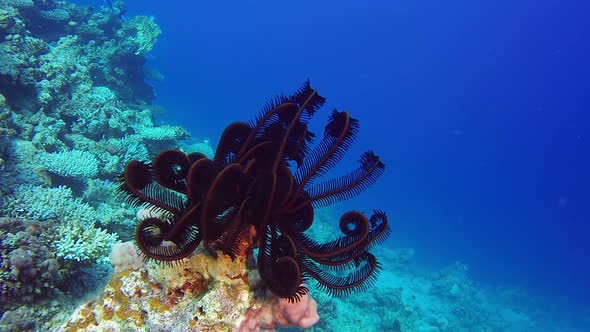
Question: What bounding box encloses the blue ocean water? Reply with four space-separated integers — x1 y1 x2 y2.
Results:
84 0 589 323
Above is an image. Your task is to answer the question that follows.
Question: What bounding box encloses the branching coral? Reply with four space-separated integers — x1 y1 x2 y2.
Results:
39 149 99 179
0 183 118 264
1 184 98 224
54 219 118 263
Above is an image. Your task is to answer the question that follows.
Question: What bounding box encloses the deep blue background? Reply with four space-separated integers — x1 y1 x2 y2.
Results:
84 0 590 310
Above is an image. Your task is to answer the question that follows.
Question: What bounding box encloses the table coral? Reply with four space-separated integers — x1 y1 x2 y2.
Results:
1 184 98 224
1 0 35 8
138 125 190 142
39 149 99 179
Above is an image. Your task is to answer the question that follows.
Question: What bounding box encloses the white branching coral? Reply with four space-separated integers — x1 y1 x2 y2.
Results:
1 184 98 225
138 125 189 141
54 219 118 263
39 149 99 178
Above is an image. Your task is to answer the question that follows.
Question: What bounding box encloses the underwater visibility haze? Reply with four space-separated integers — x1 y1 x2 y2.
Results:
0 0 588 331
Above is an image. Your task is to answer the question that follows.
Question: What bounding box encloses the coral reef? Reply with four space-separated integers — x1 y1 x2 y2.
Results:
59 78 393 330
0 217 62 308
62 243 265 331
0 0 583 331
0 184 118 264
0 0 179 200
62 238 561 332
0 0 177 329
39 149 99 179
54 220 118 263
0 0 155 109
0 0 177 234
2 184 98 223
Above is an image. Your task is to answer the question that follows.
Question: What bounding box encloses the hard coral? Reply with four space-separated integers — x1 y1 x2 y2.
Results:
119 16 161 55
119 81 391 305
1 184 98 224
0 0 159 113
38 149 99 179
0 218 62 310
54 219 118 263
3 0 34 8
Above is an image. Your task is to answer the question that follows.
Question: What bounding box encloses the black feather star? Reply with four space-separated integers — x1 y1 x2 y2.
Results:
118 81 391 302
